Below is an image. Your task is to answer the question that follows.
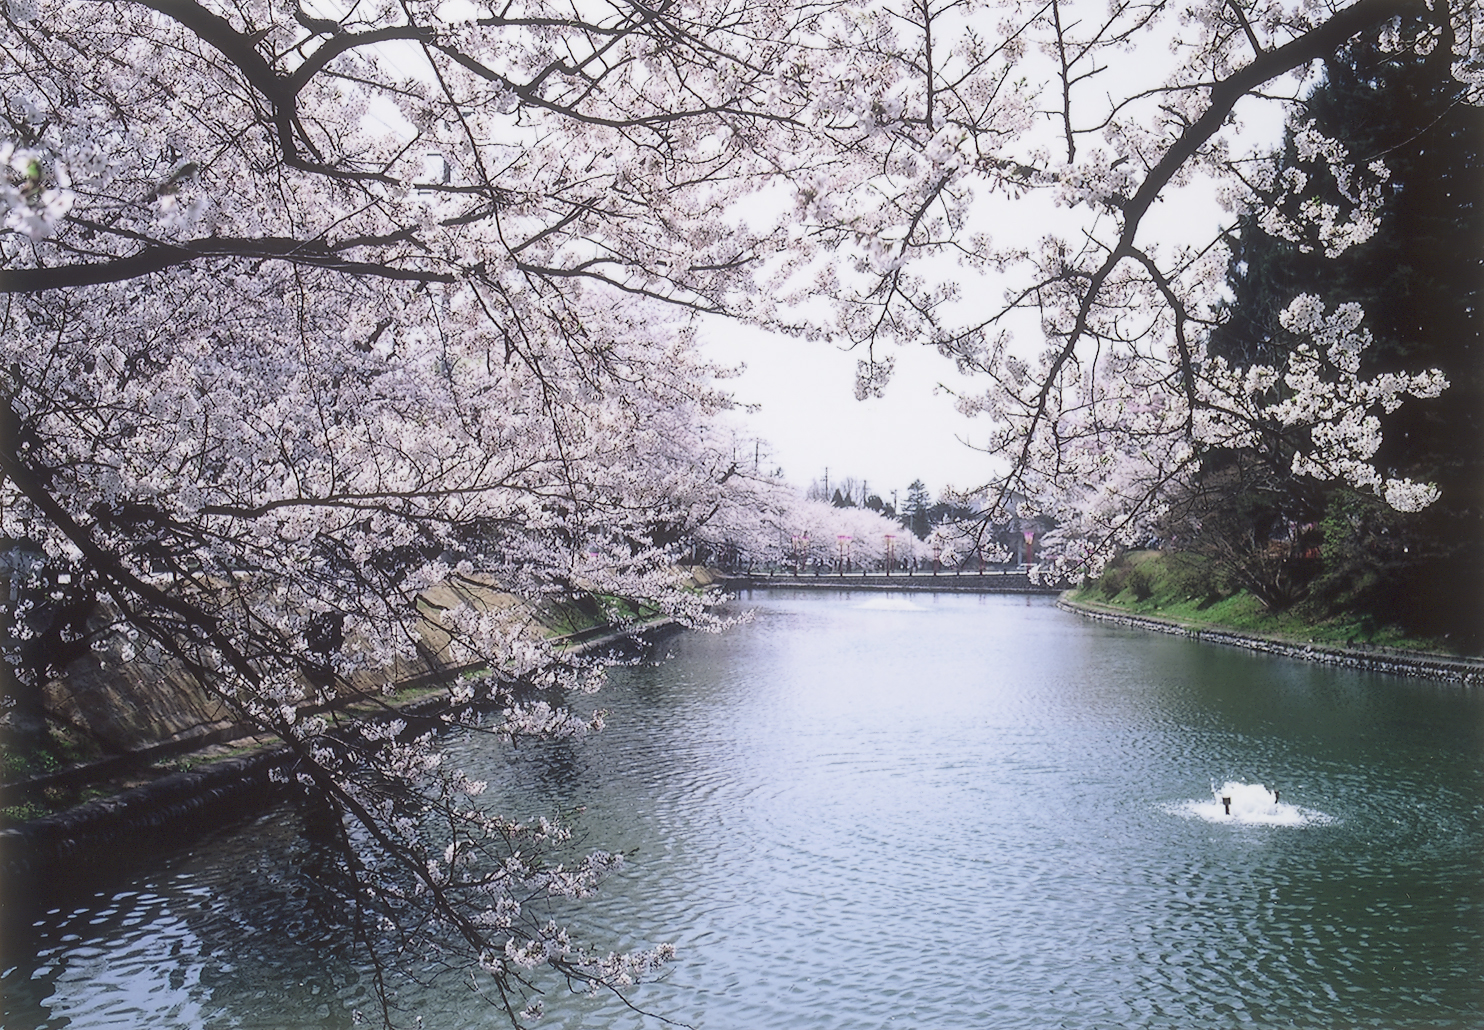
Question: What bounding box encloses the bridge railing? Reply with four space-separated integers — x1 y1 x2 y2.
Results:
722 568 1067 592
735 567 1031 579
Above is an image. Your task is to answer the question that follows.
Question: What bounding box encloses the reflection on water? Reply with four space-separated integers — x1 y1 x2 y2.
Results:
3 811 375 1030
4 591 1482 1029
851 596 928 611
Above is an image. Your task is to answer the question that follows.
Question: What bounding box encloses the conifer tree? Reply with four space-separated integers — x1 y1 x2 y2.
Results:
1203 2 1483 642
902 480 933 540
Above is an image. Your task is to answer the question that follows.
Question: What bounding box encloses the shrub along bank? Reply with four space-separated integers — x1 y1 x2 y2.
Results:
1069 550 1481 660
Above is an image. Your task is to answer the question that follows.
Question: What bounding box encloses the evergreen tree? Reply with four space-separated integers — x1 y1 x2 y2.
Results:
1205 3 1483 644
902 479 933 540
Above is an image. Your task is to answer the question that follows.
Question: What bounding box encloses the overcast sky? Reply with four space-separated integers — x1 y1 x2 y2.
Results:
703 319 994 504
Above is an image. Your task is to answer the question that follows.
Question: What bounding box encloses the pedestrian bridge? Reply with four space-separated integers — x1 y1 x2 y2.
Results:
723 569 1062 594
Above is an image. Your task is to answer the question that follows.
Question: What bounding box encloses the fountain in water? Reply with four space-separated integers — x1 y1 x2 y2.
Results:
1166 781 1335 826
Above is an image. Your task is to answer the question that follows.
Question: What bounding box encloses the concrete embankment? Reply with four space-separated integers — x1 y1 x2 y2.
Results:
0 616 683 900
1058 596 1484 686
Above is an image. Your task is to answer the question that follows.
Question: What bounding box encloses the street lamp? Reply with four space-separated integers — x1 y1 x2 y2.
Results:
837 534 852 575
885 534 895 576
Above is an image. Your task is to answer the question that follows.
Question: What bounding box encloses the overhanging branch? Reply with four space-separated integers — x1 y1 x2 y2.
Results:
0 237 460 292
1008 0 1404 491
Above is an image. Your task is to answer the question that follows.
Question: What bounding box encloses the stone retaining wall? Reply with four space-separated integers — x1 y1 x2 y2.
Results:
0 619 681 902
1057 598 1484 686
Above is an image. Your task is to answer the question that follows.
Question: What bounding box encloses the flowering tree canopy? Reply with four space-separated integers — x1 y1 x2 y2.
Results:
0 0 813 1020
3 0 1480 1022
771 0 1480 574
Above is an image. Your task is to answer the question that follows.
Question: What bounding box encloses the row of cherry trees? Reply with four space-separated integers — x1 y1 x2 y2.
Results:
3 0 1478 1023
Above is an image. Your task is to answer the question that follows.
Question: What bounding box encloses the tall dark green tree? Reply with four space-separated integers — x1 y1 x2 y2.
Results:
1205 1 1483 645
902 479 933 540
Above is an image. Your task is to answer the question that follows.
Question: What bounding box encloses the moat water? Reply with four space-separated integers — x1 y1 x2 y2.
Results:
4 591 1481 1028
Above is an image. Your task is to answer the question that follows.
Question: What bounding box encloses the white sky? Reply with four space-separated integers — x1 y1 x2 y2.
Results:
700 177 1226 505
703 319 993 503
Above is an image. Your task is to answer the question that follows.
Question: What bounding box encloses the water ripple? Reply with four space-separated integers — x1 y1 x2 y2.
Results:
8 593 1482 1030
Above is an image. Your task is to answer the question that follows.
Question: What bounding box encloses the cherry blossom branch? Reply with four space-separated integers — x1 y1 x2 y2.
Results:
1005 0 1406 500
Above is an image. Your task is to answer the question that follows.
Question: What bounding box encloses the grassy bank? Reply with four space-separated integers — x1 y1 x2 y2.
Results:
1069 550 1472 657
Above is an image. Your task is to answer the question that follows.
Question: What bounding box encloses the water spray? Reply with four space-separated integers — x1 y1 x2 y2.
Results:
1172 781 1333 827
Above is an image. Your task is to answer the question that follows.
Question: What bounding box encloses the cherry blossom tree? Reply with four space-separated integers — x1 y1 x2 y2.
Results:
0 0 813 1022
4 0 1481 1022
770 495 931 568
0 258 748 1019
674 463 930 571
772 0 1481 576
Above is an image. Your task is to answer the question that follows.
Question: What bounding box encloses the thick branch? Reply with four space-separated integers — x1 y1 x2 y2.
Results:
130 0 287 102
0 237 460 292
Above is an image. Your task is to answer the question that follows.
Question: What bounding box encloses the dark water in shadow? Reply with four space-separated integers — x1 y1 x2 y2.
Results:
5 591 1481 1028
